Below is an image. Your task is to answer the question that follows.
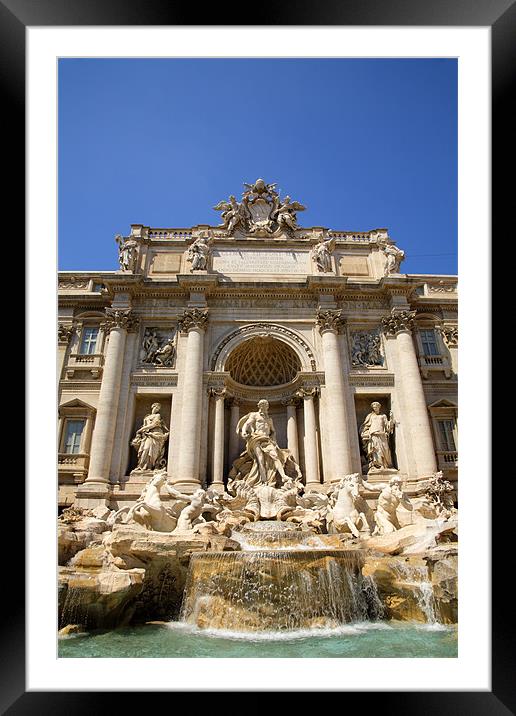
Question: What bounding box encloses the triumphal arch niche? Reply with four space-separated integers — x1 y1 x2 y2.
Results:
57 178 458 510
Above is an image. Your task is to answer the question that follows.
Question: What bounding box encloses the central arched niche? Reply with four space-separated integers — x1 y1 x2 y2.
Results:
225 336 301 387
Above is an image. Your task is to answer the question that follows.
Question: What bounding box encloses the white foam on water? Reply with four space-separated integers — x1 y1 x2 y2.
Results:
165 620 395 642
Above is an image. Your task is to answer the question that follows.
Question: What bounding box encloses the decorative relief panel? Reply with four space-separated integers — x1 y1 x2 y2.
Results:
350 329 384 368
59 276 90 290
139 327 176 367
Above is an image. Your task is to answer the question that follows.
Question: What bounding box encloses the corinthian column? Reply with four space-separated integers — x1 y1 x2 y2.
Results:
283 397 300 464
86 309 139 484
57 323 75 383
228 398 241 467
382 310 437 477
317 309 354 481
176 308 209 490
211 387 226 491
297 388 320 489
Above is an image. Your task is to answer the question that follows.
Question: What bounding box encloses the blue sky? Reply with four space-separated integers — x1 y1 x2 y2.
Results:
58 58 457 275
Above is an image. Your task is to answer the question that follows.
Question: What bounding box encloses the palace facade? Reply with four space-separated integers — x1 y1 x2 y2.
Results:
57 180 458 510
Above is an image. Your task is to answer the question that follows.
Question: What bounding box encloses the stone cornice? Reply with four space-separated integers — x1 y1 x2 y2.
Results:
213 370 325 404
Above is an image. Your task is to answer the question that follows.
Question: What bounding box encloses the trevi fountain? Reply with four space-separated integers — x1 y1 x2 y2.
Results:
58 180 458 658
58 397 457 658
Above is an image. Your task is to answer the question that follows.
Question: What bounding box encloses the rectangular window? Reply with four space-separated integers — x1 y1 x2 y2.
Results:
420 329 439 356
79 326 99 355
437 419 456 451
63 420 85 454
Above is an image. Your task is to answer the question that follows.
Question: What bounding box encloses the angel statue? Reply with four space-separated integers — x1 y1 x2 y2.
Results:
311 236 336 272
229 399 302 488
273 195 306 233
213 195 248 234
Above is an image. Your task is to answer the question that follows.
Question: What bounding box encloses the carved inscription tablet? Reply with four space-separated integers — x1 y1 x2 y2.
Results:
339 256 370 276
150 252 182 274
212 249 309 275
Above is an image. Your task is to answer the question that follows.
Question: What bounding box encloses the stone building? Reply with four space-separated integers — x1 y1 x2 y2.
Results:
57 180 458 510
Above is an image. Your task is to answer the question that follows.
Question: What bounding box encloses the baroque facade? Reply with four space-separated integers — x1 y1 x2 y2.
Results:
58 179 458 510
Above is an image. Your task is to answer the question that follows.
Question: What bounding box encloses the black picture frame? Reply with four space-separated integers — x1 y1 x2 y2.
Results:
8 0 509 709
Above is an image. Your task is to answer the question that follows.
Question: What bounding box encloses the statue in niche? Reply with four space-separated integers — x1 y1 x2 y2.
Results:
311 237 336 272
351 331 383 367
131 402 170 472
229 399 302 488
360 401 395 472
370 475 412 535
115 234 139 272
186 232 212 271
383 243 405 275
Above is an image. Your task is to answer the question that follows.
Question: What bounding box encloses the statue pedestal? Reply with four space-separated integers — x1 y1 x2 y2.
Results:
75 481 112 509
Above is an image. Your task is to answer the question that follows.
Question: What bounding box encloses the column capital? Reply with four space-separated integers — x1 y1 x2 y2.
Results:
439 324 458 347
282 396 301 407
57 323 77 344
381 309 416 336
316 308 345 334
101 308 139 334
178 307 209 333
296 386 319 399
209 386 227 399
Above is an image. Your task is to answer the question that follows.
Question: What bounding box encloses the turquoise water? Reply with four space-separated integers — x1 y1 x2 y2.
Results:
58 621 457 658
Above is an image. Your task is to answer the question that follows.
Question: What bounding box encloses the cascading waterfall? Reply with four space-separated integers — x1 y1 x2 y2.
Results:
179 523 384 632
389 561 438 623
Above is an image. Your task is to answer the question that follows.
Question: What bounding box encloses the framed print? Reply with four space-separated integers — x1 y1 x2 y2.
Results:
5 0 512 709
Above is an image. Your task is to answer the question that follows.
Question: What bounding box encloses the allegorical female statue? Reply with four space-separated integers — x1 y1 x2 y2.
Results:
186 233 212 271
311 237 335 272
115 234 139 272
131 402 170 471
359 401 395 472
229 399 302 488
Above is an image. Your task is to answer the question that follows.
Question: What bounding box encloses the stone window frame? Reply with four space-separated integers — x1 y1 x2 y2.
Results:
428 399 458 469
58 400 96 456
414 315 451 379
62 418 86 454
414 317 446 357
72 311 108 357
